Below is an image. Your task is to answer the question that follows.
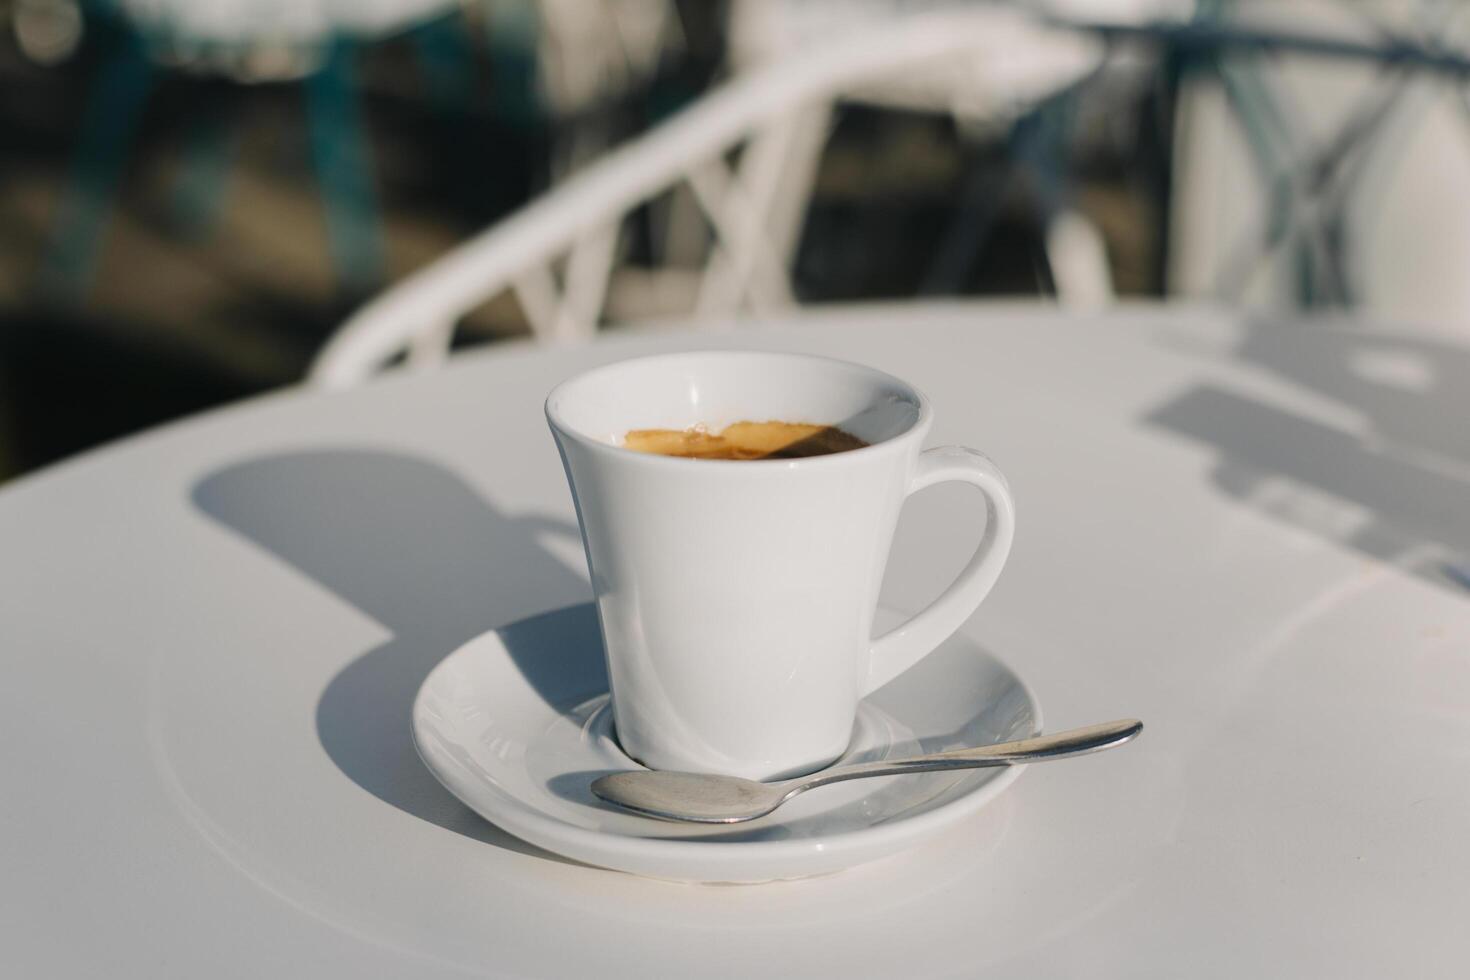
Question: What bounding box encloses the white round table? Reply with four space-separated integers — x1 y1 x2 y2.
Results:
4 304 1467 978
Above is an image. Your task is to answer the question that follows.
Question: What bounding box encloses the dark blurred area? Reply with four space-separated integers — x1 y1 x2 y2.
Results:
6 0 1461 480
1 0 695 475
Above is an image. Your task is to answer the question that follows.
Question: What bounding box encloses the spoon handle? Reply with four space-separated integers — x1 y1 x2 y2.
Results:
794 719 1142 791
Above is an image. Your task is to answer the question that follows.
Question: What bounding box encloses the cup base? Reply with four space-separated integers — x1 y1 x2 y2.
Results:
610 718 857 783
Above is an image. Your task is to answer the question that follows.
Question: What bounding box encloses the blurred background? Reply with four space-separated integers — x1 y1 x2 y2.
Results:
3 0 1467 480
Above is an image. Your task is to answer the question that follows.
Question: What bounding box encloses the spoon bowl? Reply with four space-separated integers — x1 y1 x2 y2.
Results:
592 771 797 823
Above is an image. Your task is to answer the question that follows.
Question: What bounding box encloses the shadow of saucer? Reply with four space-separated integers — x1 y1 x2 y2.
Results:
193 448 598 862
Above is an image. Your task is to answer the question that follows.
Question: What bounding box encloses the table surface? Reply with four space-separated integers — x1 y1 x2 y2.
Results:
4 303 1468 978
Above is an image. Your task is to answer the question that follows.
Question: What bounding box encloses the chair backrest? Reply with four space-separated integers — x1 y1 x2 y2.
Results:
729 0 1106 115
309 5 1100 389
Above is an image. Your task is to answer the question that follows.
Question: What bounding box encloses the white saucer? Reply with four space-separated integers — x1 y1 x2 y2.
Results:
412 604 1040 882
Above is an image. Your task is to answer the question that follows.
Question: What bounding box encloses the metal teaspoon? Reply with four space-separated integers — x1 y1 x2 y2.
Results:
591 718 1143 823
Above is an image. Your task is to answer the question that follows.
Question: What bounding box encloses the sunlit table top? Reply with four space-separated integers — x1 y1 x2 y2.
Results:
3 302 1467 978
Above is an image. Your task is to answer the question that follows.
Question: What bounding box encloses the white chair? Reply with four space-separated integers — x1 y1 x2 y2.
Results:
524 0 685 173
1167 0 1470 324
726 0 1154 308
309 4 1103 389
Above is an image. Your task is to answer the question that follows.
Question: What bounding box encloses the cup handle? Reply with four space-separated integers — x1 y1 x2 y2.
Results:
864 447 1016 696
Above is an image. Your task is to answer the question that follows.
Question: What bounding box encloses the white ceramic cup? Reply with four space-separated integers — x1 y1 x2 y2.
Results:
546 351 1014 781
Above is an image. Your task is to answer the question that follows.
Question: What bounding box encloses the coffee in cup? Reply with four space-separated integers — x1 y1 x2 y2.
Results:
624 421 868 460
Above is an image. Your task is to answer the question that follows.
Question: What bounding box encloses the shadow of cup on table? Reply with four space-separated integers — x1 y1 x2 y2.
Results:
193 448 602 859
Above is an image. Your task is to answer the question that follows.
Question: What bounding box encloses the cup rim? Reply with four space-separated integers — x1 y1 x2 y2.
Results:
544 349 932 468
